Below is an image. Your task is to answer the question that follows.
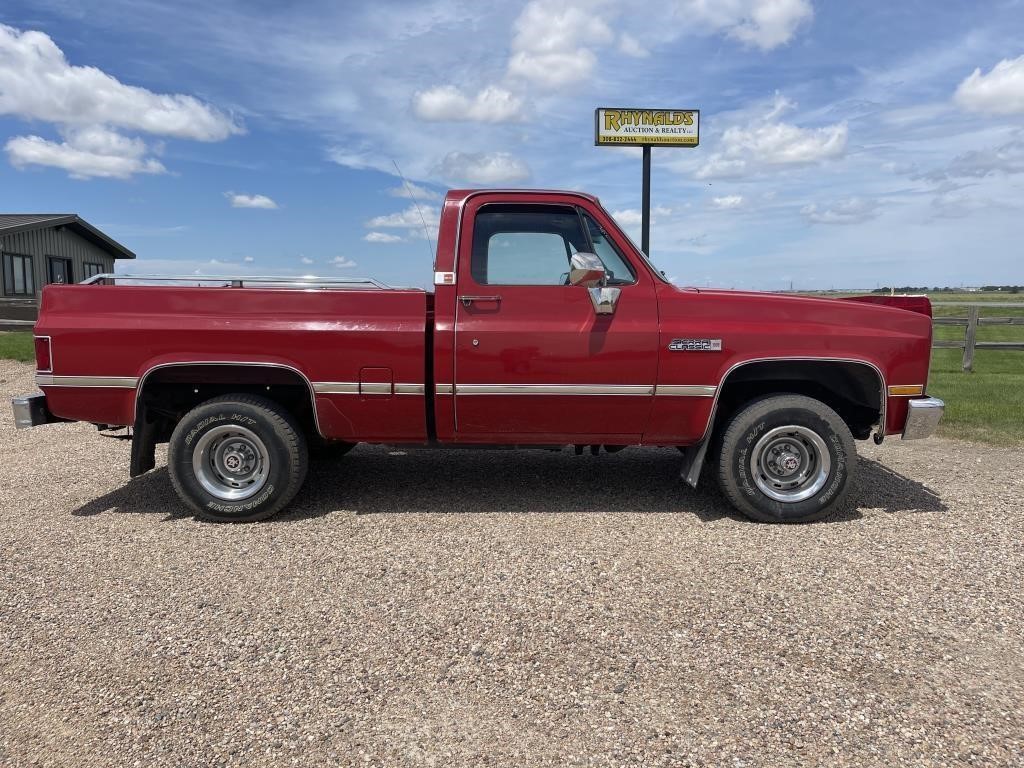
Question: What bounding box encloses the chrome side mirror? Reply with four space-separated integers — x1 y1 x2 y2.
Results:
568 252 605 288
588 286 621 315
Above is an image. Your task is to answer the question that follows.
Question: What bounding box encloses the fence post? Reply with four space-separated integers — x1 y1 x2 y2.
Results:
962 305 980 372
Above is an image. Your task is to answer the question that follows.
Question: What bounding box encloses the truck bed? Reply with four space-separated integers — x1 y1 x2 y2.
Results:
35 278 431 442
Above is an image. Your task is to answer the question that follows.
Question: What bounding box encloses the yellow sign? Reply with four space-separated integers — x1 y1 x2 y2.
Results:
595 108 699 147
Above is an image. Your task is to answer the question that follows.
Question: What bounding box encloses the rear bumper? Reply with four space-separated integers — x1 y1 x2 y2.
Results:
11 393 64 429
901 396 944 440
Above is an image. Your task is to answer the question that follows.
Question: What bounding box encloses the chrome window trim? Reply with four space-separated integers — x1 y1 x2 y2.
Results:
36 374 138 388
696 356 887 443
34 335 53 374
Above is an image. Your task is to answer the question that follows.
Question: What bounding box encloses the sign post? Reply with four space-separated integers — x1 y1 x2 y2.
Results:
595 108 699 255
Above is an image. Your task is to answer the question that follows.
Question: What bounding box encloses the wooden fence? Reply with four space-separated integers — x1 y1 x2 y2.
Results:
931 301 1024 372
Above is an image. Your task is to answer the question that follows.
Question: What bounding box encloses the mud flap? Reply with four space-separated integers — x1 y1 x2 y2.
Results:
129 407 158 477
679 438 710 489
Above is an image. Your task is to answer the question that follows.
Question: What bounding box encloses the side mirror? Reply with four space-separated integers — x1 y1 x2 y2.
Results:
568 252 620 315
568 252 605 288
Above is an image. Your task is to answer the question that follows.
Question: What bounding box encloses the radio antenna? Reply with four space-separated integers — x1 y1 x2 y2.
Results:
392 159 435 262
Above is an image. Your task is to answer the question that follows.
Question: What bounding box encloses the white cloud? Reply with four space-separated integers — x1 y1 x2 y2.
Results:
618 34 648 58
954 55 1024 115
439 151 530 184
330 256 357 269
696 96 847 179
5 125 166 179
388 182 440 200
711 195 744 209
242 255 255 263
300 256 314 265
610 206 672 228
801 197 880 225
226 192 279 209
364 231 403 243
367 205 441 230
412 85 525 123
507 2 613 88
681 0 814 51
0 24 241 141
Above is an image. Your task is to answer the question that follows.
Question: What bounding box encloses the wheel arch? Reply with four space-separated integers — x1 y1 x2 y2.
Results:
130 361 323 477
703 357 886 444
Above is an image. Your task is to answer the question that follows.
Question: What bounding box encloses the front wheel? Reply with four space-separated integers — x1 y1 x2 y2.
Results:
168 394 308 522
716 394 857 523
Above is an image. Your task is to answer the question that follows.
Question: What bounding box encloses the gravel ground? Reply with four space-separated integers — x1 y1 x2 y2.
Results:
1 358 1022 767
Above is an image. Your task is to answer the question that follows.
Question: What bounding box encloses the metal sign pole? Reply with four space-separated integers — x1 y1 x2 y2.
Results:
641 146 652 256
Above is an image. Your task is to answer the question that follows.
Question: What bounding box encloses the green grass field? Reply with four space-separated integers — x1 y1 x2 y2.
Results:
0 331 33 363
3 297 1022 444
927 294 1024 444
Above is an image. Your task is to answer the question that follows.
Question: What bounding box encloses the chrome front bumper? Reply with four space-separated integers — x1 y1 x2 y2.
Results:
901 397 945 440
11 393 59 429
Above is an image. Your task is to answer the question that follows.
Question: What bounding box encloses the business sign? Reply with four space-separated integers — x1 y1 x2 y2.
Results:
594 108 699 147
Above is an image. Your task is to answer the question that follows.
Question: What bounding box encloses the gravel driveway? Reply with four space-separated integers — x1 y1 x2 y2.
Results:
1 359 1021 767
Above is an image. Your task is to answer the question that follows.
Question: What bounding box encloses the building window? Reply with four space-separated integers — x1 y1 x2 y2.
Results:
47 256 73 285
2 252 35 296
83 262 104 279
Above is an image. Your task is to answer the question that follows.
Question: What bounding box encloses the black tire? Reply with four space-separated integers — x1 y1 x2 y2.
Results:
716 394 856 523
168 394 308 522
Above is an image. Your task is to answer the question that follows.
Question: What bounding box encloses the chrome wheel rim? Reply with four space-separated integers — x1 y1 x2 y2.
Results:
192 425 270 501
749 425 831 503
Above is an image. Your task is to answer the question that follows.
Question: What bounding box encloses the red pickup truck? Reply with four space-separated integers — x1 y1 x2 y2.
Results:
13 189 943 523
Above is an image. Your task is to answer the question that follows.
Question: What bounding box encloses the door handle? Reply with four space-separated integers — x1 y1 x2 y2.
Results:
459 295 502 306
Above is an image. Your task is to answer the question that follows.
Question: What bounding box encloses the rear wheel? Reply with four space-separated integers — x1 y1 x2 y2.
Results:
716 394 856 523
168 394 308 522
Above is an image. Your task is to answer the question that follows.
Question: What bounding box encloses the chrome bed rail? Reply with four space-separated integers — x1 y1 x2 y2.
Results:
81 274 394 290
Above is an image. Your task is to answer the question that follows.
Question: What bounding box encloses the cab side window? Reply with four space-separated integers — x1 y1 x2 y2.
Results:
471 205 586 286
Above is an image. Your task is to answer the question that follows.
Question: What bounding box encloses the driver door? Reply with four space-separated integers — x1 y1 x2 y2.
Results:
452 200 659 440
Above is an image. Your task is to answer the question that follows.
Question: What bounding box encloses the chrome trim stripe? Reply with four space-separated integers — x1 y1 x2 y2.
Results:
456 384 653 396
312 382 425 395
394 383 426 395
435 384 454 395
312 382 360 394
36 374 138 388
655 385 718 397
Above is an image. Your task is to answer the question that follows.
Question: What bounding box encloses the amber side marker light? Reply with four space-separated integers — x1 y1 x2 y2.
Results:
888 385 925 397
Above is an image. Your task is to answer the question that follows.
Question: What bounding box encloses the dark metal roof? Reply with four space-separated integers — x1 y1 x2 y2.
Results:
0 214 135 259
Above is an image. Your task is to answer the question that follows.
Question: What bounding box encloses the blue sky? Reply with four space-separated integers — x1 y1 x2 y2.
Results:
0 0 1022 290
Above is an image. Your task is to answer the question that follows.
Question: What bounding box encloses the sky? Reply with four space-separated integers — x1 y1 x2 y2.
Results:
0 0 1022 291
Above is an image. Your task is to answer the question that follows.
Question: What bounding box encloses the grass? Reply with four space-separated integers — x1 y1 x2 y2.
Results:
0 331 33 363
926 295 1024 445
2 295 1022 444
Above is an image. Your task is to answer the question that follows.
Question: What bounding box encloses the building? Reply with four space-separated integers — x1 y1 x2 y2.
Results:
0 214 135 327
